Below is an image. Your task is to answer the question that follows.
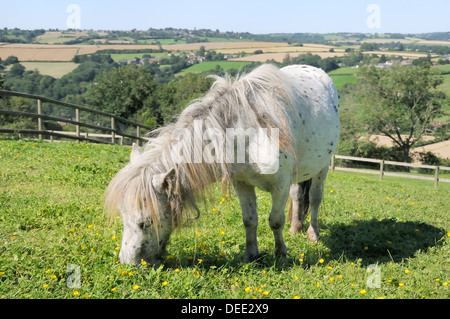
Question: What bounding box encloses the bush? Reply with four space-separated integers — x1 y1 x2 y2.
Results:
417 151 450 174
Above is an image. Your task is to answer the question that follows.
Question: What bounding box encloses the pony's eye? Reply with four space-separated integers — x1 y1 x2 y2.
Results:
138 218 152 229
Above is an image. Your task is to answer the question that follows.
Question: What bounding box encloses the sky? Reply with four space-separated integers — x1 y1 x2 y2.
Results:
1 0 449 34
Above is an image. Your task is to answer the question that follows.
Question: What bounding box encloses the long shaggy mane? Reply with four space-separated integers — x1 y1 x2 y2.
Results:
104 64 296 229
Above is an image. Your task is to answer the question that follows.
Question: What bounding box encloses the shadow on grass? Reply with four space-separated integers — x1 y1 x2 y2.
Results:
321 218 446 266
160 218 446 271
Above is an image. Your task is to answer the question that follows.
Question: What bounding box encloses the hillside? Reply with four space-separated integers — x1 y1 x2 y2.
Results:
0 139 448 299
1 29 449 78
1 29 449 163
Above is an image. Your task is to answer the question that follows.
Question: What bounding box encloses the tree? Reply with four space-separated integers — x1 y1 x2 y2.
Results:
360 42 379 52
196 46 206 57
84 65 156 119
9 63 25 76
150 73 213 124
0 73 5 89
355 65 446 163
318 57 339 72
4 55 19 65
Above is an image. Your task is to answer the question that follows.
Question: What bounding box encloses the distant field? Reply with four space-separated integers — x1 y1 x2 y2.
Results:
226 43 347 63
178 61 252 75
433 65 450 122
0 44 98 61
0 44 160 62
328 67 359 91
362 37 450 46
328 67 359 75
330 74 358 91
162 41 291 52
231 52 347 63
21 62 78 78
2 33 449 91
35 31 91 44
364 51 433 59
437 73 450 123
435 64 450 73
220 43 339 55
110 52 167 62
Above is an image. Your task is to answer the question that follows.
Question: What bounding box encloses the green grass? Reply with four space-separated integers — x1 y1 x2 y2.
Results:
439 73 450 122
330 74 358 91
328 67 359 76
178 61 252 76
0 139 448 299
328 67 358 91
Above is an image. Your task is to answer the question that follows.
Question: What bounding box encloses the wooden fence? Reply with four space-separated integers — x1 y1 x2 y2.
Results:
2 90 449 187
0 90 153 145
330 155 450 187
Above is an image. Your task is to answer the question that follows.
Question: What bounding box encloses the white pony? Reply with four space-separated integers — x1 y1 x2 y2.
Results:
105 64 339 265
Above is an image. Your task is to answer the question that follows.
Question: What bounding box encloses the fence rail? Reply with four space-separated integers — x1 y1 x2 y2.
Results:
0 90 153 145
331 154 450 188
2 91 449 187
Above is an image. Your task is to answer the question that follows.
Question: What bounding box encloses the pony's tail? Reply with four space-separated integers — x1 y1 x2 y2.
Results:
288 179 312 224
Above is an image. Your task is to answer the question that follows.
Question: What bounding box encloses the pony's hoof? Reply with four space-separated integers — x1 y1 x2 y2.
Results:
276 253 287 265
243 251 259 263
307 227 319 243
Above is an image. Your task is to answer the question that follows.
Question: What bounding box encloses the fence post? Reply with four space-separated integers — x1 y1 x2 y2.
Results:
111 117 116 144
136 125 141 146
434 166 439 188
330 155 335 173
75 108 80 140
37 99 42 140
379 160 384 181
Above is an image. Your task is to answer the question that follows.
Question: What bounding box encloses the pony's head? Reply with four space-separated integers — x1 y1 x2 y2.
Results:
105 144 183 266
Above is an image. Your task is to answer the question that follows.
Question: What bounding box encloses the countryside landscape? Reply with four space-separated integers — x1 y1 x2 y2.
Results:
1 29 450 160
0 26 449 301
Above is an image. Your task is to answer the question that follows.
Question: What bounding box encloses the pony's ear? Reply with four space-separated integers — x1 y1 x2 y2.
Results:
130 143 143 162
151 168 176 194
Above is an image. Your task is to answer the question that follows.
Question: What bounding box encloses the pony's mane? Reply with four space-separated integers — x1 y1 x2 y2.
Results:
104 64 296 228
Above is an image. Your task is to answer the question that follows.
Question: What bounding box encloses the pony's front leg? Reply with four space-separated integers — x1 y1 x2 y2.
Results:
233 181 259 263
269 185 290 260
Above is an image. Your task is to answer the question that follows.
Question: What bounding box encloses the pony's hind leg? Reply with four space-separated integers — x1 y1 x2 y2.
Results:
233 181 259 263
307 167 328 242
288 179 312 234
269 184 290 260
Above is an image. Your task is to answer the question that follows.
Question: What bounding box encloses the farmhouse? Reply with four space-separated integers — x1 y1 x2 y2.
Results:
375 59 413 69
186 51 204 64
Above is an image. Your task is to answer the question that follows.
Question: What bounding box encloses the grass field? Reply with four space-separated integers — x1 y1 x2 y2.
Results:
328 67 359 91
437 71 450 123
20 62 78 78
35 31 92 45
0 139 448 299
178 61 252 75
110 52 167 62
